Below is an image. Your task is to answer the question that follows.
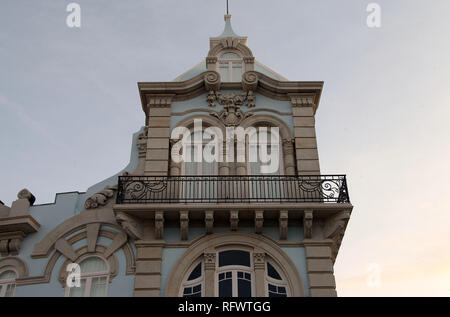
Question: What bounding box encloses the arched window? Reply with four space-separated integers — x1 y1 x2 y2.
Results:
180 249 290 298
65 256 109 297
218 52 243 82
0 270 17 297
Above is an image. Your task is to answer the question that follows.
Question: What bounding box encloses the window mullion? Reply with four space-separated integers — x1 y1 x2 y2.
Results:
85 277 92 297
0 285 6 297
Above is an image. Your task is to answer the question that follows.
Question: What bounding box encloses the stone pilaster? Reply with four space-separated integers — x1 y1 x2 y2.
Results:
304 244 337 297
253 250 266 297
291 96 321 175
134 245 163 297
204 250 216 297
145 95 173 176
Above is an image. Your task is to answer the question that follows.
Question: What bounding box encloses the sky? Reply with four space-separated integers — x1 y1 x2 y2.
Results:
1 0 450 296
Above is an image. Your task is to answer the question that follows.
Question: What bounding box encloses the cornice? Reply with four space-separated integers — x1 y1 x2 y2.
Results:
138 71 324 115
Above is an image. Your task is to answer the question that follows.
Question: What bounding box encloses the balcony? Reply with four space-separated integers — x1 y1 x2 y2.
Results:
116 175 350 204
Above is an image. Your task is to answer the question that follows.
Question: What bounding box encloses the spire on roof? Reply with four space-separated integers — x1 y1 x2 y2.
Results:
218 14 240 38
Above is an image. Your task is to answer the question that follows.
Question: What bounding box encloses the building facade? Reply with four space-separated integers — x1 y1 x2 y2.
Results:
0 15 353 297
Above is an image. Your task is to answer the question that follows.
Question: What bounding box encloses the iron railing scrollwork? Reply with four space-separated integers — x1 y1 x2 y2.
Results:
116 175 350 204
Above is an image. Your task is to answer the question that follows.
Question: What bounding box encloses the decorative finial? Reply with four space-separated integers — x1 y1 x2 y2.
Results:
227 0 229 15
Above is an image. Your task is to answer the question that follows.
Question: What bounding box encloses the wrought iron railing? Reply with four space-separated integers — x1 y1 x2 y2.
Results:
116 175 350 204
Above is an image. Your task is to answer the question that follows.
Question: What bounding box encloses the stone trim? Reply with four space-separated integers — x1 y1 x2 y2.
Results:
57 245 118 287
165 232 306 297
0 257 28 278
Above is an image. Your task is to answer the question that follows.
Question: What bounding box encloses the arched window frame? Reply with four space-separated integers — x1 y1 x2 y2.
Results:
217 51 244 82
64 255 110 297
0 268 17 297
179 258 205 297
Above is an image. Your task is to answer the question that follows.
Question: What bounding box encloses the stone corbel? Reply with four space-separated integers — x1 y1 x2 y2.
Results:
230 210 239 231
323 210 351 240
303 210 313 239
155 211 164 240
115 212 144 241
242 71 258 92
180 211 189 241
205 211 214 235
204 71 221 91
254 210 264 234
279 210 288 240
0 189 40 256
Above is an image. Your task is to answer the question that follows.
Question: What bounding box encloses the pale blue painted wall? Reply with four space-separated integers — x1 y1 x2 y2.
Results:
170 92 294 134
5 128 144 296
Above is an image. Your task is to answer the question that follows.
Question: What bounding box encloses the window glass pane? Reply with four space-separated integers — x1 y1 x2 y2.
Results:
220 53 241 60
219 279 233 297
0 270 16 280
69 279 86 297
231 63 243 82
79 257 107 274
5 284 15 297
267 262 282 280
184 284 201 298
90 276 108 297
219 63 230 82
188 263 202 281
268 284 277 292
219 250 251 267
238 278 252 297
183 287 192 295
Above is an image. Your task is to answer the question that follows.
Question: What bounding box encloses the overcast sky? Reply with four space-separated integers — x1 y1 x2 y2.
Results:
1 0 450 296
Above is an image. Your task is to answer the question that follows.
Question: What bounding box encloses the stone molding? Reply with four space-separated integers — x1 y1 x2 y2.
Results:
165 232 306 297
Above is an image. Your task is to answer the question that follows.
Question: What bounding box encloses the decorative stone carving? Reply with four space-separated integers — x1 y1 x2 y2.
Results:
204 71 221 92
204 252 216 270
207 90 217 107
246 90 256 108
180 211 189 241
17 189 36 205
209 92 253 126
253 251 265 269
304 210 313 239
137 128 148 158
116 212 144 241
0 189 40 256
230 210 239 231
279 210 288 240
255 210 264 234
155 211 164 240
84 186 116 210
8 238 22 255
290 95 315 108
205 211 214 235
242 71 258 92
